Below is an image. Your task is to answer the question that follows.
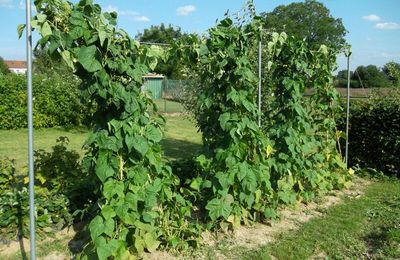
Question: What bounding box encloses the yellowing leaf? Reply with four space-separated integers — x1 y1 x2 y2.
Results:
17 24 26 39
266 145 274 157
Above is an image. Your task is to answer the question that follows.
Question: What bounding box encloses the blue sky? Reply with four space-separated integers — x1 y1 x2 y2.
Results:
0 0 399 71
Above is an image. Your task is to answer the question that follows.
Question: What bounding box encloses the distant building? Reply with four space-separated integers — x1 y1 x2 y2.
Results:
4 60 27 74
142 73 165 99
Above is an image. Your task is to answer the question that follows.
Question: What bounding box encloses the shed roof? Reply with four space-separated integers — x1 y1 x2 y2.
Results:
143 73 165 79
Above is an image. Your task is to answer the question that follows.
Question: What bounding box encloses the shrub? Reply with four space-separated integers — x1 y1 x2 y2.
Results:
34 137 98 214
0 157 73 240
339 89 400 176
0 73 90 129
0 138 95 240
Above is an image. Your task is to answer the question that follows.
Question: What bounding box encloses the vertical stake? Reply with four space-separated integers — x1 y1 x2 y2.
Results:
26 0 36 259
345 52 351 168
164 78 167 113
258 41 262 127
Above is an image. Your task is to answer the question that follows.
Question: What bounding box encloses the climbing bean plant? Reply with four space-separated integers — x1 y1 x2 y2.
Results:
183 12 277 227
262 33 351 202
30 0 197 258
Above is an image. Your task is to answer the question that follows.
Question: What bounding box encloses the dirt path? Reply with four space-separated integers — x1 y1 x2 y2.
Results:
0 225 77 259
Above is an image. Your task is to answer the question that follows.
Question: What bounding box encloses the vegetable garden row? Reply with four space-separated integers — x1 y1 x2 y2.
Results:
1 0 398 259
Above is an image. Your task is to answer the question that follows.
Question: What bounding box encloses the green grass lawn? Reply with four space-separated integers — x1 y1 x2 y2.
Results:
236 178 400 260
153 99 185 113
0 115 202 170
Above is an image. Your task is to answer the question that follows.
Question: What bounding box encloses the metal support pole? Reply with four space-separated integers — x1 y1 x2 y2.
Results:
26 0 36 259
345 53 351 168
164 78 167 113
258 41 262 127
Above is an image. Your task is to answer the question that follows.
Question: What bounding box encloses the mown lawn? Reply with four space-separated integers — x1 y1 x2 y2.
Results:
0 115 202 170
236 178 400 260
153 99 185 113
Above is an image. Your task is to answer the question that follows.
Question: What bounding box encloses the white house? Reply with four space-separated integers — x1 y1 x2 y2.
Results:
4 60 27 74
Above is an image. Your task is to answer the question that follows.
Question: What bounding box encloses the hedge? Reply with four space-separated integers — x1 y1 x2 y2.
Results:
339 89 400 177
0 73 90 129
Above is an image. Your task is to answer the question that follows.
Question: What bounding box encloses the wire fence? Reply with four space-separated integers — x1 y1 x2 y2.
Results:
143 79 189 113
143 78 397 114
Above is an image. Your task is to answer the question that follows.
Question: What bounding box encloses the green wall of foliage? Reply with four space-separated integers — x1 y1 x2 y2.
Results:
0 73 89 129
339 91 400 177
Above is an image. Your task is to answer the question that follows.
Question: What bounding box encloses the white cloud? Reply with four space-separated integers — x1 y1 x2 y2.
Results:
176 5 196 16
104 5 149 22
0 0 13 8
133 15 150 22
375 22 400 30
381 52 400 58
105 5 118 13
362 14 381 22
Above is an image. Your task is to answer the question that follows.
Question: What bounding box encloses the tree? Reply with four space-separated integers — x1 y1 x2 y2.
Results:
382 61 400 87
135 23 194 78
33 47 73 76
353 65 390 88
0 57 10 75
260 0 347 52
334 69 360 88
136 23 188 44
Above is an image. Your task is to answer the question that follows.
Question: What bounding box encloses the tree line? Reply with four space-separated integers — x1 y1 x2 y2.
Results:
335 62 400 88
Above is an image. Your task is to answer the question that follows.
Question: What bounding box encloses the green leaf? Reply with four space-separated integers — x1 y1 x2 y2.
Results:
103 180 124 200
77 45 102 72
101 205 116 219
69 26 84 40
103 218 115 237
219 113 230 130
89 216 104 239
41 21 52 37
237 162 249 181
264 207 277 219
132 135 149 156
145 125 163 143
189 177 202 191
98 28 107 46
242 170 257 192
134 236 144 255
95 150 114 182
242 99 254 112
36 13 47 23
148 58 158 71
17 24 26 39
216 171 234 190
60 50 74 70
278 190 296 204
94 236 112 260
205 197 232 221
143 233 160 253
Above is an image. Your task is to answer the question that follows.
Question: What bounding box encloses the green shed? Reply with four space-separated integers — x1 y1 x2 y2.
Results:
142 74 165 99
